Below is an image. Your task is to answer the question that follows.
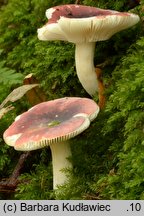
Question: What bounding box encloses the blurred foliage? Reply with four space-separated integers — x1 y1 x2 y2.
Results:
91 36 144 200
0 0 144 200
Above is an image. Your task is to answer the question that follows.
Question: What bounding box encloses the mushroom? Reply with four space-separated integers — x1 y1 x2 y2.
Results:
3 97 99 189
37 4 140 96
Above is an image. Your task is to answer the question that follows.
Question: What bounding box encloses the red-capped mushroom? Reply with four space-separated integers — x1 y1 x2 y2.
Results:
3 97 99 189
37 4 140 96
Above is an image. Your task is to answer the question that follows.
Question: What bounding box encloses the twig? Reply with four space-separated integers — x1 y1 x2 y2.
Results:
8 152 30 185
0 152 30 193
96 59 112 69
83 193 102 200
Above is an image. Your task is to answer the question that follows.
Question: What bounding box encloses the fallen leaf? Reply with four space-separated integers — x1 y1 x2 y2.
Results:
0 84 38 109
0 105 14 119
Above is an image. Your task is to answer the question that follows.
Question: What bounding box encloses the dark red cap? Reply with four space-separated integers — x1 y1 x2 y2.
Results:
3 97 99 151
38 4 140 43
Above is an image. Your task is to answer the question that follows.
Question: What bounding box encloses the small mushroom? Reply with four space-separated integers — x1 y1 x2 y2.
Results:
37 4 140 96
3 97 99 189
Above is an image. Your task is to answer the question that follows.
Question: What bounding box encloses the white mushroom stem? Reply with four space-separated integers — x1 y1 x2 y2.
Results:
75 42 98 96
50 141 72 189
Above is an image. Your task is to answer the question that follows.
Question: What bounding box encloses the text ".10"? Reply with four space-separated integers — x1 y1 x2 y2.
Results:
130 203 141 211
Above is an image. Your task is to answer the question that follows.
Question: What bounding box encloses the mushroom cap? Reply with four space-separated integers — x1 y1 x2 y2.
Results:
3 97 99 151
37 4 140 43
